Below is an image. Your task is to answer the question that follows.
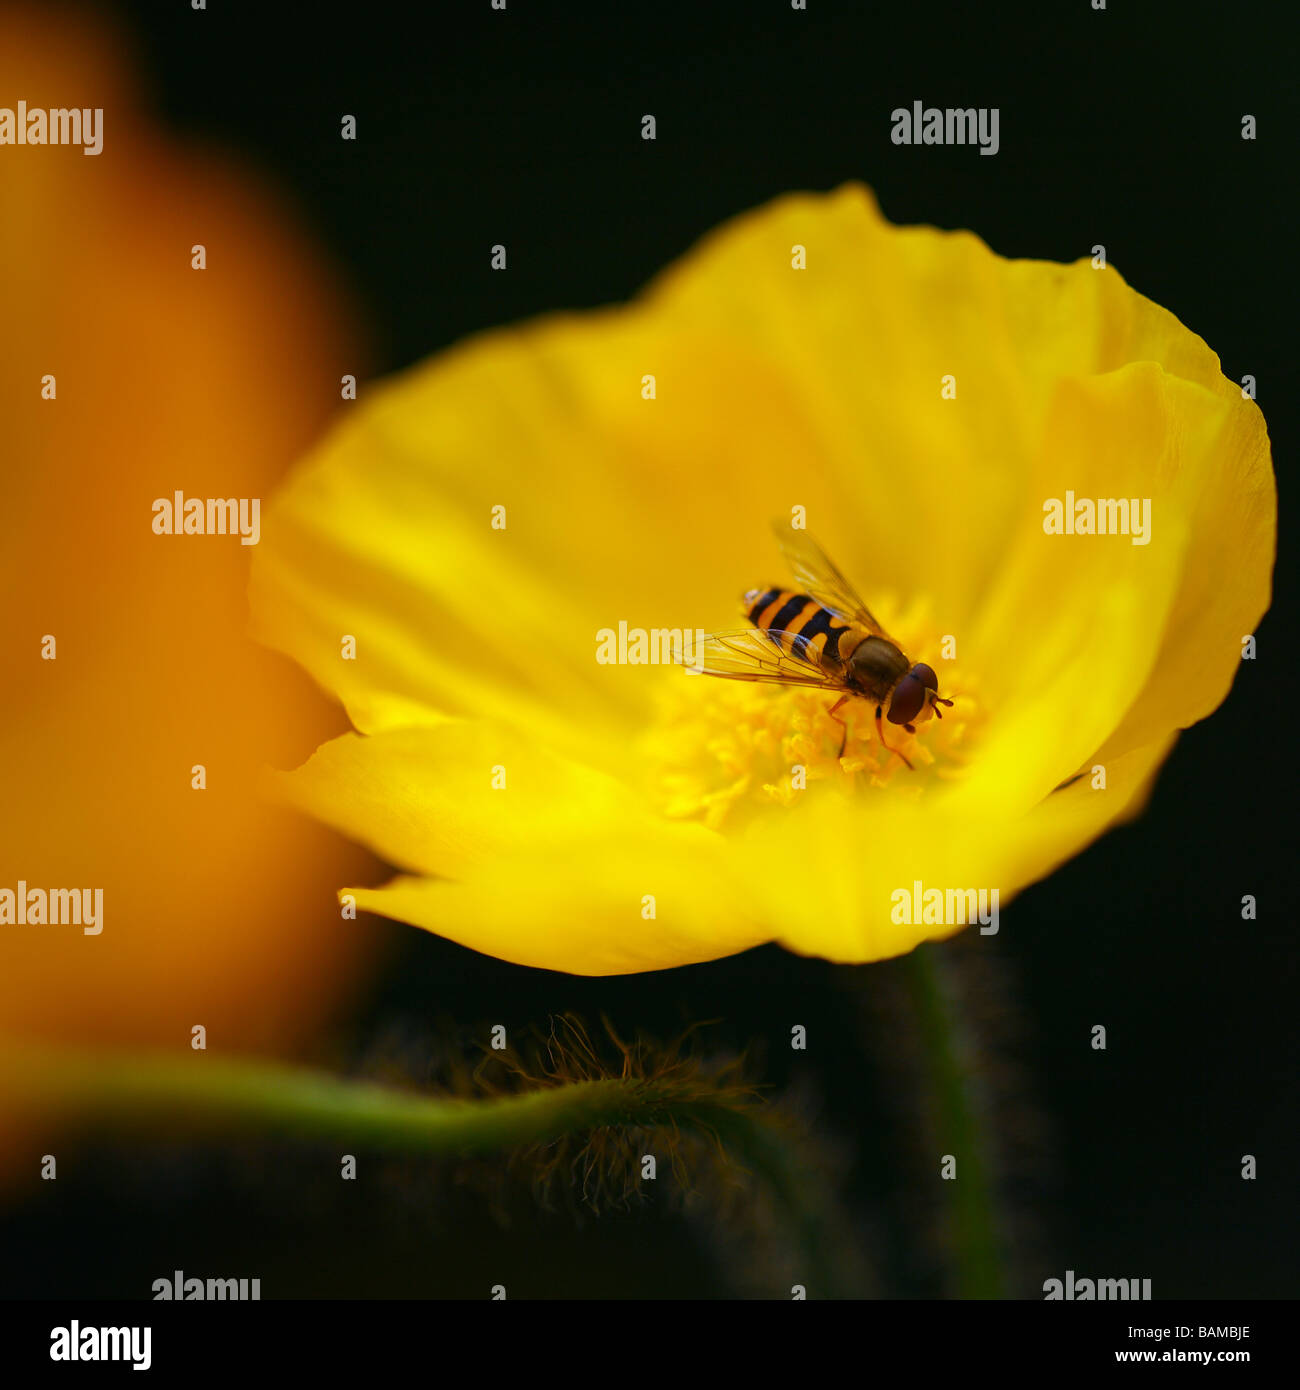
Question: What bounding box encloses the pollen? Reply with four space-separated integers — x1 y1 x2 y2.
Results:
640 623 981 832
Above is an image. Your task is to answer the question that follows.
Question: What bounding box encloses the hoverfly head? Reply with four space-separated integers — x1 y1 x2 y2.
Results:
886 662 951 728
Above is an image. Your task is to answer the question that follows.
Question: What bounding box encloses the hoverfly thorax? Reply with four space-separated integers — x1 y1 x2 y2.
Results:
845 635 909 695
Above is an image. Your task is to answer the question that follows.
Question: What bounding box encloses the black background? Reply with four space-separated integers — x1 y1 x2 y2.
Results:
3 0 1295 1300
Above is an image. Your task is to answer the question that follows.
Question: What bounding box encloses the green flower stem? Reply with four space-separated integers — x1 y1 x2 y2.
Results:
13 1048 733 1154
903 945 1004 1298
7 1044 865 1295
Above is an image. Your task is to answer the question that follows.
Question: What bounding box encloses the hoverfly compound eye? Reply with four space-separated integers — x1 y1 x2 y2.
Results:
912 662 938 692
886 674 926 725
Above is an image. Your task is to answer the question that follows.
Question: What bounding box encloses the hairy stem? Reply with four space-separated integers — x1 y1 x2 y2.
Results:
903 945 1004 1298
5 1043 864 1295
9 1048 737 1153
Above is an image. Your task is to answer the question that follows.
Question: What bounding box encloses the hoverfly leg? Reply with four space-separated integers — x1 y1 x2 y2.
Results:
875 705 914 772
827 695 850 759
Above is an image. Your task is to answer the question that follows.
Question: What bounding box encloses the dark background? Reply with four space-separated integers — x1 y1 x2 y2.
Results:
4 0 1295 1299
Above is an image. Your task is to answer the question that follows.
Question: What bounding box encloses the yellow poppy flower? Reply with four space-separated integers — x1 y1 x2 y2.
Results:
251 184 1275 975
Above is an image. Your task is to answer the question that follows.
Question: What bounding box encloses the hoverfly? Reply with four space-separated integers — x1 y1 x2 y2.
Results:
690 523 953 769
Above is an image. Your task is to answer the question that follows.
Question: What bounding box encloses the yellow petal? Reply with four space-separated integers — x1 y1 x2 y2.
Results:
275 722 770 973
347 835 766 975
274 722 658 879
763 734 1178 963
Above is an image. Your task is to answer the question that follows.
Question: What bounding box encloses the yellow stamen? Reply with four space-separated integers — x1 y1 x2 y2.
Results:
640 616 982 832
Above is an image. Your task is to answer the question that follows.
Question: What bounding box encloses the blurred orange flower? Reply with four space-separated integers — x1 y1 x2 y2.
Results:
0 2 378 1114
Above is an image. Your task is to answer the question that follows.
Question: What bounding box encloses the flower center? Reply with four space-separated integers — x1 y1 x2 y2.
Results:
638 612 982 831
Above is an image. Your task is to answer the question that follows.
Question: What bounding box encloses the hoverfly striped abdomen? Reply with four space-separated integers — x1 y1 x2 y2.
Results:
741 587 860 669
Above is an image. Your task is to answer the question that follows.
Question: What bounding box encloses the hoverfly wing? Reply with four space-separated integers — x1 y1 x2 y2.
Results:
684 628 842 688
771 520 898 644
